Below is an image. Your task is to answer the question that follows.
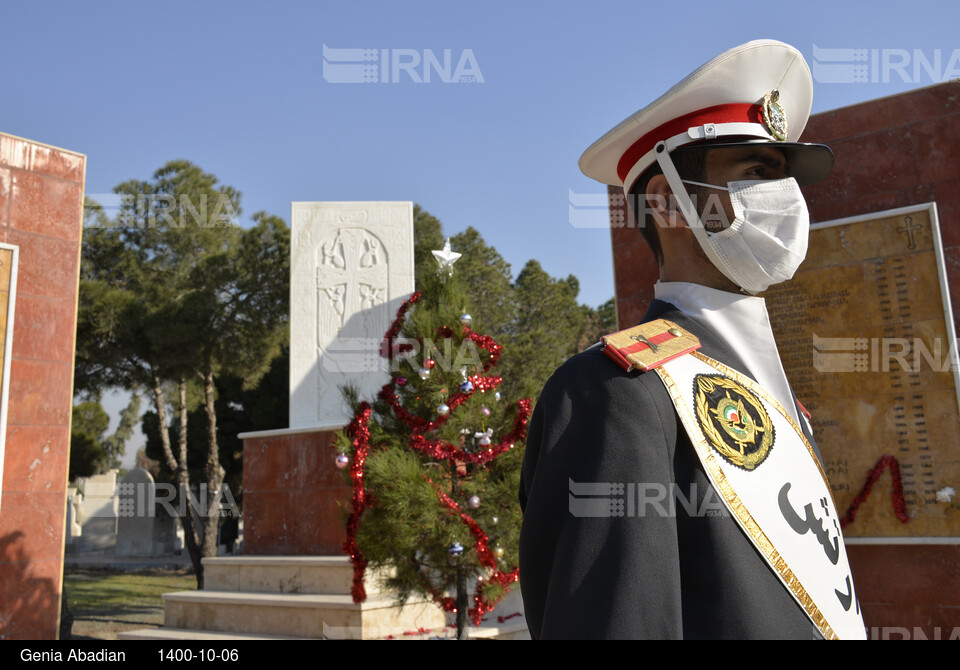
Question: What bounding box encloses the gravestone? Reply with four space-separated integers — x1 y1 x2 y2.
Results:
65 487 82 547
116 468 153 555
77 470 119 551
289 202 415 430
116 467 179 556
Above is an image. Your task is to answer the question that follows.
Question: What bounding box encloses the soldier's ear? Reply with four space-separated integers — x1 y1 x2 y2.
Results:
646 174 685 230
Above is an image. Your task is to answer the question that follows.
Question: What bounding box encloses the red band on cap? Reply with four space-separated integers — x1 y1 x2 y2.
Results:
616 103 763 182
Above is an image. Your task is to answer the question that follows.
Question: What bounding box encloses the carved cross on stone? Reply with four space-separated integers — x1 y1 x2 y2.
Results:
316 228 389 340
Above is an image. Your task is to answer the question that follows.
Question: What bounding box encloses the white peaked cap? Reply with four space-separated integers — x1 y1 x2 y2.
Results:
579 39 833 194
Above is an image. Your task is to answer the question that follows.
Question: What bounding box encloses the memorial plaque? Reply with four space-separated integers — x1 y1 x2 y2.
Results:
765 204 960 540
289 202 414 430
0 244 18 517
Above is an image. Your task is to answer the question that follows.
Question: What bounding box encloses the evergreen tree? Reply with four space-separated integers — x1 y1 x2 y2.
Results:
448 227 515 342
576 297 619 353
507 260 585 399
411 208 614 405
75 162 288 588
69 402 110 481
102 393 142 470
336 240 530 640
413 205 445 291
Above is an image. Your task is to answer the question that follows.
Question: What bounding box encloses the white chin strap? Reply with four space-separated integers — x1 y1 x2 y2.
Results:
652 141 752 293
622 121 773 201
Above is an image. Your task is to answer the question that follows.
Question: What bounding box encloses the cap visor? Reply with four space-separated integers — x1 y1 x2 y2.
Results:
673 140 834 186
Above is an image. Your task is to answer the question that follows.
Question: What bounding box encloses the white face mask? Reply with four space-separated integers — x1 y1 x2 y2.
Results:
677 177 811 295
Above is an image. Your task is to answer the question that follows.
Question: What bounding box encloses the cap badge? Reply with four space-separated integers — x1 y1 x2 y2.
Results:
761 89 788 141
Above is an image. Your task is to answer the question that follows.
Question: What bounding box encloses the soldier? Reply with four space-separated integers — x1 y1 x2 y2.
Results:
519 40 865 639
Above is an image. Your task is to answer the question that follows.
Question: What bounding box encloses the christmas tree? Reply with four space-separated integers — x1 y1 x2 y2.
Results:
335 239 531 639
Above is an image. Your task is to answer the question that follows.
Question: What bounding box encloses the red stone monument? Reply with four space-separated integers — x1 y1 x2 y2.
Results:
0 132 86 640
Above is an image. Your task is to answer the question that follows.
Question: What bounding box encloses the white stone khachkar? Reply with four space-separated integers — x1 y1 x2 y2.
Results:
290 202 414 430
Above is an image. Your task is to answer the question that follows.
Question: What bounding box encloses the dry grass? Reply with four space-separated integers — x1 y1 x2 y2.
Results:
62 567 196 640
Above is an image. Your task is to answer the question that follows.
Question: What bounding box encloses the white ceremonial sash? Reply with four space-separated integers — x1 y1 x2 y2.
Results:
655 351 866 640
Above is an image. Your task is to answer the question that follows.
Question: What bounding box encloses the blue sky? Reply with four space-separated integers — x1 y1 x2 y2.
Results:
3 0 958 462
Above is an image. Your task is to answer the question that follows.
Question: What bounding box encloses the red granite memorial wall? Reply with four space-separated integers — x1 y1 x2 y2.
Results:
0 133 85 640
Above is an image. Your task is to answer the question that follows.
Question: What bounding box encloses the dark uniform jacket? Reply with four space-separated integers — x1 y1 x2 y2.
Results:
518 300 823 639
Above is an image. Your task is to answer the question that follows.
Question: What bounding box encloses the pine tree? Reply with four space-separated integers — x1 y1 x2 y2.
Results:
335 239 530 640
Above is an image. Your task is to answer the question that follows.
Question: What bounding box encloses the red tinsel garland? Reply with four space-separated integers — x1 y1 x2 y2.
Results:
379 292 422 360
340 292 529 621
470 569 520 624
342 403 372 603
377 374 504 433
464 329 503 369
427 475 498 569
840 454 910 528
407 398 531 465
424 475 521 624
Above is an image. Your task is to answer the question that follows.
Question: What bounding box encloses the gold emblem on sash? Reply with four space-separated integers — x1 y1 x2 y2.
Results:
694 374 775 471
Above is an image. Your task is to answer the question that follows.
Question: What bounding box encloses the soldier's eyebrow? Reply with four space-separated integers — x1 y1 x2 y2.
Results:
735 151 787 170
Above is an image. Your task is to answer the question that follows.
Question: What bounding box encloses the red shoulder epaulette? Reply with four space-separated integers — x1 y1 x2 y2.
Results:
601 319 702 372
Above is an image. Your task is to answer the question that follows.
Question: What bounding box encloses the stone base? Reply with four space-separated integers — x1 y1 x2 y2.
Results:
241 429 350 555
119 555 447 640
161 591 445 640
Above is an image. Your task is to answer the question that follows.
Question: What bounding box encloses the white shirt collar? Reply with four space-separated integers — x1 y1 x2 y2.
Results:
654 281 800 424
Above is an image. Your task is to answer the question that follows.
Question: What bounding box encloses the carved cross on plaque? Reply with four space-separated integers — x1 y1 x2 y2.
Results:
897 216 922 251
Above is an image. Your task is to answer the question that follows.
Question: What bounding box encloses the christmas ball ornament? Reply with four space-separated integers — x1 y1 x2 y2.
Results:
482 406 491 417
448 542 464 557
335 453 349 469
424 358 436 369
460 380 474 393
460 313 473 327
467 495 481 509
419 367 431 380
437 403 450 416
494 392 501 401
494 545 505 559
397 376 407 386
